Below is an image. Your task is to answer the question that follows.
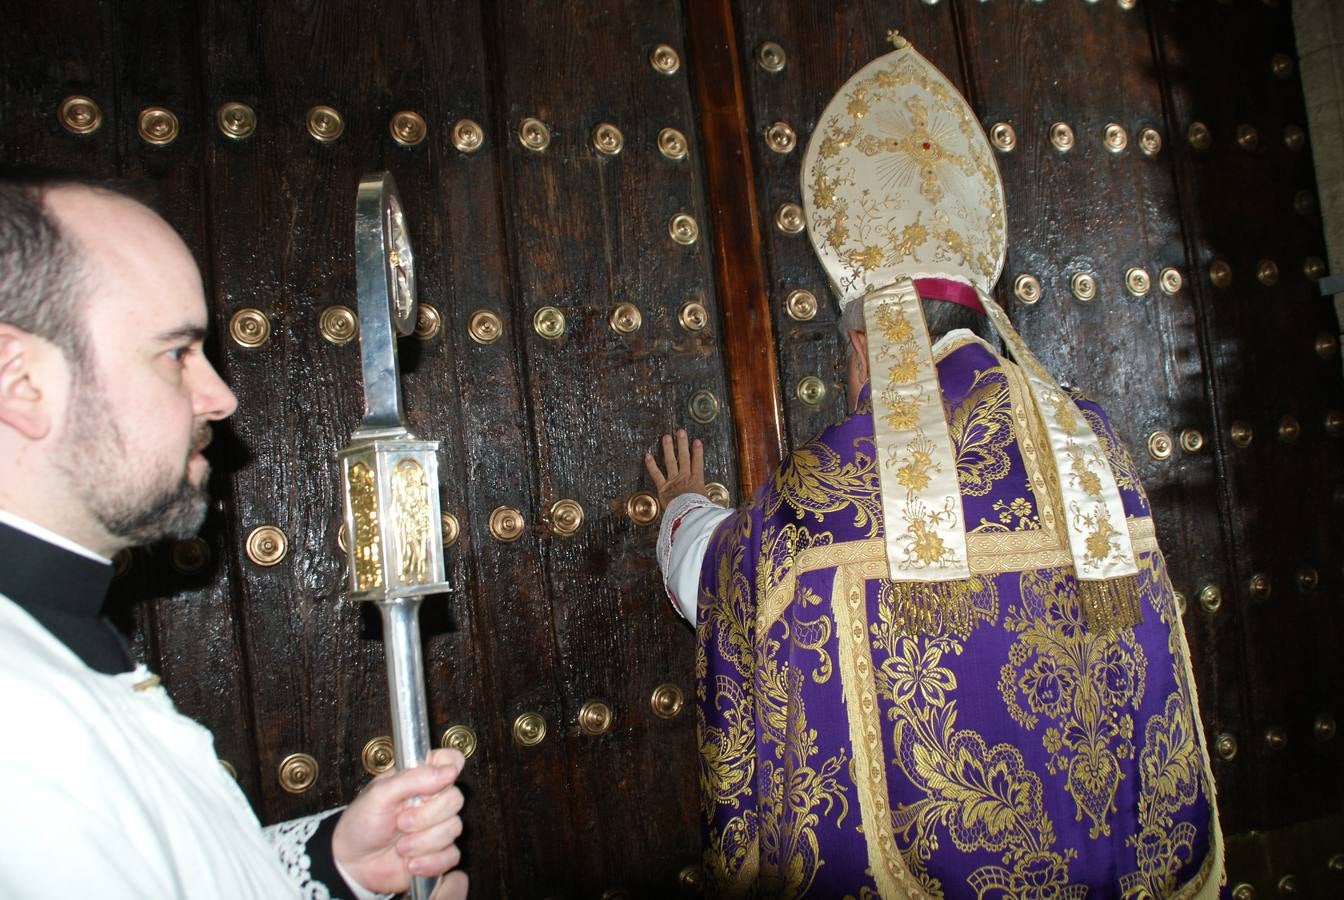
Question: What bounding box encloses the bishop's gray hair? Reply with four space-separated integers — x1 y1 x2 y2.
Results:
0 174 95 371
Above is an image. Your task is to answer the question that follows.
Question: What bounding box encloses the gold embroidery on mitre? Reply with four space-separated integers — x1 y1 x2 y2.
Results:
802 42 1007 305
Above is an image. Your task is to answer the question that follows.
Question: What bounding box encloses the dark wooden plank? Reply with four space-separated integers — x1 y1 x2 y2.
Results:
686 0 787 494
0 0 119 178
1149 0 1344 847
481 0 720 889
364 1 514 889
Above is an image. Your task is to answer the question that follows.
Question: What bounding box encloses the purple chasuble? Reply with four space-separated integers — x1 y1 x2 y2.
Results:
695 336 1219 899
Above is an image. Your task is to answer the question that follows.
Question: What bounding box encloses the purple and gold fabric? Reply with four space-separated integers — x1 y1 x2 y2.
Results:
695 334 1222 898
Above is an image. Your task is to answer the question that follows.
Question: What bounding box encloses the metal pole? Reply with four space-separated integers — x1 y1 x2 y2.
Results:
379 596 435 900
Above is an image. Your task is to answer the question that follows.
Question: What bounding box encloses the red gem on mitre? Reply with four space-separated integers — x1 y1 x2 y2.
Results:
922 142 931 150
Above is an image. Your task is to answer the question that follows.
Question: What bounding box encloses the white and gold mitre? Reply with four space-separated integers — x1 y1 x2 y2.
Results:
801 35 1141 632
801 34 1005 306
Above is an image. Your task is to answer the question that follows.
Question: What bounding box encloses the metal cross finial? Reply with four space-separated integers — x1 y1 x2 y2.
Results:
353 172 418 433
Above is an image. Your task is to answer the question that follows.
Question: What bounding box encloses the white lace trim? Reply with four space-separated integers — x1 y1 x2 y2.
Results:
657 492 715 575
658 493 733 622
262 808 341 900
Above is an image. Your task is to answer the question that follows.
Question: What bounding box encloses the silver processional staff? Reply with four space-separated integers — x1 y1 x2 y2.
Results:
338 171 450 900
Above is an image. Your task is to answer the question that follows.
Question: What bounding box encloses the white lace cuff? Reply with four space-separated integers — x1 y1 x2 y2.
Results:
262 807 392 900
263 809 341 900
656 492 733 622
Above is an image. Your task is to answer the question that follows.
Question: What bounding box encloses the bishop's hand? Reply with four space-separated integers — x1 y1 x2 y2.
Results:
643 428 707 508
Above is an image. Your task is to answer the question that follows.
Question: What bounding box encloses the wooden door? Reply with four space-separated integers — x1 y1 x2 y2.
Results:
1 1 1340 897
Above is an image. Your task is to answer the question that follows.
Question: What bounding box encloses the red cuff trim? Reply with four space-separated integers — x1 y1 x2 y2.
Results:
913 277 984 313
662 509 694 619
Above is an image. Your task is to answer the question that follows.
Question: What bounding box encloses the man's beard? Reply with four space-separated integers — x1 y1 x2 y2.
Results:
56 374 212 547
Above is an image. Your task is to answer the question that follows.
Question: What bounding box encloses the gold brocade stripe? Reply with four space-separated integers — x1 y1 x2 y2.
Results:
759 571 798 637
1165 561 1227 900
797 517 1157 576
830 565 927 898
1001 357 1062 538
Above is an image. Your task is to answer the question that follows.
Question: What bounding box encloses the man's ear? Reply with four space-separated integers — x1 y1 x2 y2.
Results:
0 325 56 440
847 329 869 382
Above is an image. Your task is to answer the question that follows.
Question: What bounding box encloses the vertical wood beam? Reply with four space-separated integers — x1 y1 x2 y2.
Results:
685 0 786 493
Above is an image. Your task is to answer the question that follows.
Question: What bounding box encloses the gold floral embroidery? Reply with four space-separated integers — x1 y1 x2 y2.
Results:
948 368 1016 497
756 524 834 639
898 497 961 568
705 575 853 895
859 566 1080 898
1119 551 1219 898
699 674 757 809
865 287 970 580
889 217 929 260
1000 568 1148 839
699 512 756 685
884 639 958 707
885 667 1081 898
982 496 1039 532
755 667 852 897
768 439 881 538
1072 502 1126 568
847 87 871 120
1121 693 1203 899
848 244 885 271
1067 443 1104 497
895 438 936 492
1081 407 1144 501
874 300 914 344
790 588 834 684
882 392 923 431
1045 388 1081 439
1084 510 1119 563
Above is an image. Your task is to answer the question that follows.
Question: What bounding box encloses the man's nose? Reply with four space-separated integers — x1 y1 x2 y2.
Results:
193 357 238 420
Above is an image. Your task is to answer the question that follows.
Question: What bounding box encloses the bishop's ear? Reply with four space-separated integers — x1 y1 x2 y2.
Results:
0 325 56 440
847 329 869 383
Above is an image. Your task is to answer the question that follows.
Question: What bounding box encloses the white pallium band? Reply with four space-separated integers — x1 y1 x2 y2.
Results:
862 278 971 583
977 291 1138 584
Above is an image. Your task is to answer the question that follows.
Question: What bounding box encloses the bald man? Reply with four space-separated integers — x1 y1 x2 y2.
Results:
0 175 468 900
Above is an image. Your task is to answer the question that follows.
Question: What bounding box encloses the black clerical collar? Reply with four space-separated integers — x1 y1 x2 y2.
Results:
0 518 132 674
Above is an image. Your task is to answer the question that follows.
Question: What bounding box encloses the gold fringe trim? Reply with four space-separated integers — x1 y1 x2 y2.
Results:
1077 574 1143 633
888 579 978 638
